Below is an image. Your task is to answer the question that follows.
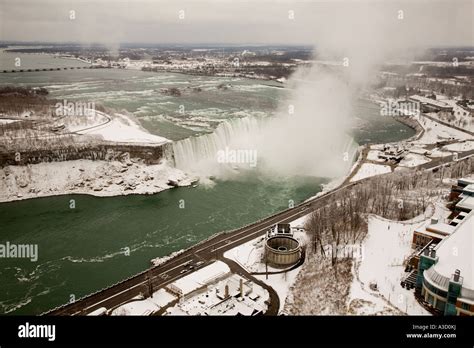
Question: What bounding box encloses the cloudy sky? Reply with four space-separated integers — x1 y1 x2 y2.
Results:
0 0 472 46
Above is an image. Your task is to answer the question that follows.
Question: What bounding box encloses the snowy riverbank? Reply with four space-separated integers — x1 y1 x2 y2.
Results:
0 158 192 203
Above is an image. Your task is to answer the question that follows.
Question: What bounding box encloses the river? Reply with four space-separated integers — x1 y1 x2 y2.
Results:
0 52 415 314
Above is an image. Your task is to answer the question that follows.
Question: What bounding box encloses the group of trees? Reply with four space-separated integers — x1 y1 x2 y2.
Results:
0 87 52 117
381 74 473 99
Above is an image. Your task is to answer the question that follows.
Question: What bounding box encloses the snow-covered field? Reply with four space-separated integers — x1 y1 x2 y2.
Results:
255 269 301 313
76 112 169 145
350 163 392 182
367 150 386 162
443 140 474 152
429 148 452 158
347 215 431 315
398 153 431 168
415 115 472 145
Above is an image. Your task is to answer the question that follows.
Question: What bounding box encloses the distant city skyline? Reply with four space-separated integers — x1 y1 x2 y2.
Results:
1 0 472 47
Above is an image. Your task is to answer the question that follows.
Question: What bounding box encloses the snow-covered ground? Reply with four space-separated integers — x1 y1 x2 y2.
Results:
350 163 392 182
224 236 266 273
0 119 20 124
443 140 474 152
76 112 169 145
254 269 301 313
415 115 472 145
367 149 386 162
0 159 191 202
398 153 431 168
429 148 452 158
347 215 432 315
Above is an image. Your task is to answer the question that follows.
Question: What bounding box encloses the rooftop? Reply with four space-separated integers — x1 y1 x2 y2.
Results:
168 261 230 296
409 95 453 109
462 184 474 196
457 195 474 211
428 210 474 294
415 220 456 237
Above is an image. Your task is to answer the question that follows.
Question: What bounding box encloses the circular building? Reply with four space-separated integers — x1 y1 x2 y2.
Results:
265 235 301 267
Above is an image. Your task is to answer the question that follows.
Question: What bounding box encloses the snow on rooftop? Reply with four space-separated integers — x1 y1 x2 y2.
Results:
463 184 474 194
165 273 269 316
432 211 474 291
458 177 474 186
457 195 474 211
169 261 230 296
148 289 177 308
426 222 457 235
409 95 452 109
110 289 178 316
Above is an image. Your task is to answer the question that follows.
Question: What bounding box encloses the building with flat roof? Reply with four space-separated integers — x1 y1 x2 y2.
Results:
413 178 474 252
412 218 456 250
416 209 474 316
409 95 454 113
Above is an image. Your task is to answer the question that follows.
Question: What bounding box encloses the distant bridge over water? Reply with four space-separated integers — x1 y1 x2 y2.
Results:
2 66 108 73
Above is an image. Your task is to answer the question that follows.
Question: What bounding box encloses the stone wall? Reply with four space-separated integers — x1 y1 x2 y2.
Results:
0 142 174 167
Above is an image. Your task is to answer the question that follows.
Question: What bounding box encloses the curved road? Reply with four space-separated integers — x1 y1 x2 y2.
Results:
45 132 474 316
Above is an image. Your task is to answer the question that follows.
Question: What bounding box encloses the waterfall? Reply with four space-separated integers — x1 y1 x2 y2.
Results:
172 114 359 179
172 68 365 180
172 116 263 176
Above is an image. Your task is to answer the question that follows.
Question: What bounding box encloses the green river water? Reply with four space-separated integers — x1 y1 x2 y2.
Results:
0 52 415 314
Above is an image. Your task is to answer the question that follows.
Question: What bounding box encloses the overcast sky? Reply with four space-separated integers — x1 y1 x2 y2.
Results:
0 0 472 46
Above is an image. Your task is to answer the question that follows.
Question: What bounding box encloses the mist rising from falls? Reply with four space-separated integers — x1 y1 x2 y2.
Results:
173 67 359 181
172 116 265 178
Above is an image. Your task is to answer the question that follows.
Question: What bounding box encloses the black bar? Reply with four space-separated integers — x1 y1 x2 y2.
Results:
0 316 472 346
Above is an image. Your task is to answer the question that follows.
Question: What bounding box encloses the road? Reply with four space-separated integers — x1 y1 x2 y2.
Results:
45 172 364 316
45 131 474 316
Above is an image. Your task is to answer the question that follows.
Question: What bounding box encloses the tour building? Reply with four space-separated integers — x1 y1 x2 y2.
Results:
404 178 474 315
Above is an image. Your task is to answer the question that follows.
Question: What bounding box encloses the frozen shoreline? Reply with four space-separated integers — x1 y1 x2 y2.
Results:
0 158 193 203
